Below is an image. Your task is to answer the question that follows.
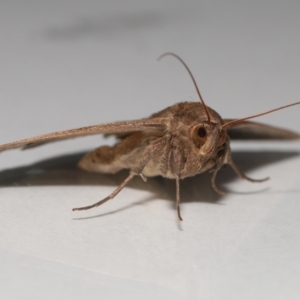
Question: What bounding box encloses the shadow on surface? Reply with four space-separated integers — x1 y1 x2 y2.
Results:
0 150 298 208
41 11 165 40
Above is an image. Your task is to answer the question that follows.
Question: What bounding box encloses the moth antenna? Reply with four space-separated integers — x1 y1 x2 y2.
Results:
222 101 300 129
157 52 211 124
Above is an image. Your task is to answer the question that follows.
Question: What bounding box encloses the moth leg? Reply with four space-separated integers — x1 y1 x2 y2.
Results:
176 177 183 221
223 145 269 183
169 146 184 221
211 168 226 196
73 172 136 211
228 160 269 183
140 173 148 182
73 136 168 212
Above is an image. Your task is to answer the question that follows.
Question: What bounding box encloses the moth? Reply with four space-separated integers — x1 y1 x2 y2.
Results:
0 53 299 220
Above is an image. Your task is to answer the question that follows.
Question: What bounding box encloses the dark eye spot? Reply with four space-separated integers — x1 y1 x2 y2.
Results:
192 125 208 148
198 127 206 138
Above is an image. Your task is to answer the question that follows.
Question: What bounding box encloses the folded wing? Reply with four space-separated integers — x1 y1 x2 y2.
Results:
0 118 167 152
225 120 300 140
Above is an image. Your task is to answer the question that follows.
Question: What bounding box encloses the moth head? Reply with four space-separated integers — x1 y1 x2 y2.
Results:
191 123 227 155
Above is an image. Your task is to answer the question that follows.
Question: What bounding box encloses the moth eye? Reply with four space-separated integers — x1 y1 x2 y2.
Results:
192 125 207 148
197 127 206 138
218 130 227 146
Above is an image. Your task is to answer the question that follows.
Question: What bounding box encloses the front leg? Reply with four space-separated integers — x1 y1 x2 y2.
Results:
169 147 185 221
73 136 169 212
210 144 269 196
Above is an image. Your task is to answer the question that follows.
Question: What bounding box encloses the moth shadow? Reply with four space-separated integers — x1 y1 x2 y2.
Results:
0 150 298 213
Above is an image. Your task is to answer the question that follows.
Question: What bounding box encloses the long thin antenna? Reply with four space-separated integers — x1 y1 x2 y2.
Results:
222 101 300 129
157 52 211 124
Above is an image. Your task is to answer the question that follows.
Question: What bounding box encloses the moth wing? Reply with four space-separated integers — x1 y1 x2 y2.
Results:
224 120 300 140
0 118 167 153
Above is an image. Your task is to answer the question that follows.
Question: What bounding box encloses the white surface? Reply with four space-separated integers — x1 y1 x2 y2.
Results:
0 1 300 299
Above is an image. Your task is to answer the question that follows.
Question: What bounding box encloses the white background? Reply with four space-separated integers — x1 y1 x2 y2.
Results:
0 1 299 299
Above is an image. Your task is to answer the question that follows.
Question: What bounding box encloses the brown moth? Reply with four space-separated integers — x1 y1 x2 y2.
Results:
0 53 299 220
